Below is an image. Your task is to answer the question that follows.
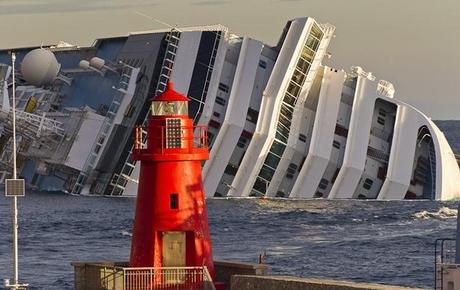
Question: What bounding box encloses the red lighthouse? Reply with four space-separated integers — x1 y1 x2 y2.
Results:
129 82 216 279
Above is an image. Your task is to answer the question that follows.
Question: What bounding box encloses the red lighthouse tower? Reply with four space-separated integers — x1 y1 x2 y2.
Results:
129 82 216 279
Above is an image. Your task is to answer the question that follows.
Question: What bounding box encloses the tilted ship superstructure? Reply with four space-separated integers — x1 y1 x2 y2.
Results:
0 17 459 200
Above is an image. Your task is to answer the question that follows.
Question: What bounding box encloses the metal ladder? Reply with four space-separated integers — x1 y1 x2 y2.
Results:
109 30 181 196
70 66 134 195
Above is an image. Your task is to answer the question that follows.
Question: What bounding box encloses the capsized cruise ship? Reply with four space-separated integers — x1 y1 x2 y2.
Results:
0 17 459 200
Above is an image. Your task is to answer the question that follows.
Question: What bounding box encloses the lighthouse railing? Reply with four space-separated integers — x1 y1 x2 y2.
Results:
134 125 208 152
72 262 217 290
122 266 215 290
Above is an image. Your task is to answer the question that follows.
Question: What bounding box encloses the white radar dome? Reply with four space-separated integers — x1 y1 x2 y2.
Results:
89 57 105 70
21 48 60 87
79 60 90 69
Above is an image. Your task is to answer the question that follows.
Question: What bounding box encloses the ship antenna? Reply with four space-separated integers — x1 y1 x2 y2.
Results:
134 11 183 32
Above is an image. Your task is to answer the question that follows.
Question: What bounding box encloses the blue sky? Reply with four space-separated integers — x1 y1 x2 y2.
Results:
0 0 459 119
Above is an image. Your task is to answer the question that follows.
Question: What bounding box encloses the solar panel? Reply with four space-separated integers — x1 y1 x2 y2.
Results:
5 179 25 197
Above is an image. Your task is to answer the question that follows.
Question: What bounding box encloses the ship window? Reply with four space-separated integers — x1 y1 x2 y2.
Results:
333 141 340 149
237 136 247 148
224 164 238 176
259 165 275 181
314 191 323 198
125 104 136 118
170 193 178 209
299 134 307 142
299 156 306 171
258 60 267 69
98 136 106 145
297 57 310 72
377 117 385 126
276 123 289 141
286 163 297 179
292 69 306 86
94 144 102 154
246 108 259 124
253 177 268 194
270 141 286 157
218 83 229 93
300 47 314 64
279 114 292 129
363 178 373 190
213 111 220 118
318 178 329 190
287 81 301 98
283 92 296 106
378 108 386 117
311 24 324 39
209 120 220 129
288 163 298 171
215 97 226 106
265 152 281 169
241 130 253 139
281 105 293 119
276 191 285 197
207 131 214 145
305 35 320 51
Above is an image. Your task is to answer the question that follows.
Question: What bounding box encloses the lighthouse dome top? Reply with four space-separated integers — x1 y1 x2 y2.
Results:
151 82 189 116
151 82 190 102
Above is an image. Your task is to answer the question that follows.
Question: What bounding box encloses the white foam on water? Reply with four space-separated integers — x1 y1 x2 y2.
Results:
121 230 133 237
413 206 458 220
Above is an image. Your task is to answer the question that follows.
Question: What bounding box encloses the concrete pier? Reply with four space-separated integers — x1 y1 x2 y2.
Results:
72 261 426 290
231 275 427 290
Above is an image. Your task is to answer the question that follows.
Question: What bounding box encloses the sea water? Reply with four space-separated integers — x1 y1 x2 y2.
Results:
0 191 457 289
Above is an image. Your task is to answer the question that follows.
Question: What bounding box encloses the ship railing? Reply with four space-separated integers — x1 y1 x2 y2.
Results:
93 265 215 290
13 109 65 137
435 238 456 290
134 125 208 152
319 23 336 39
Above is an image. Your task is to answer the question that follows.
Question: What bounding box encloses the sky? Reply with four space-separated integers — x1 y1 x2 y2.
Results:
0 0 459 119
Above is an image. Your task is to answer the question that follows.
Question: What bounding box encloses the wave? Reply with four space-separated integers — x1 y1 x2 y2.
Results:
121 230 132 237
413 206 458 220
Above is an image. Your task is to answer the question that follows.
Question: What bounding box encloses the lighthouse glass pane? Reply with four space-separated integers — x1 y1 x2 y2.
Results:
152 101 188 116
